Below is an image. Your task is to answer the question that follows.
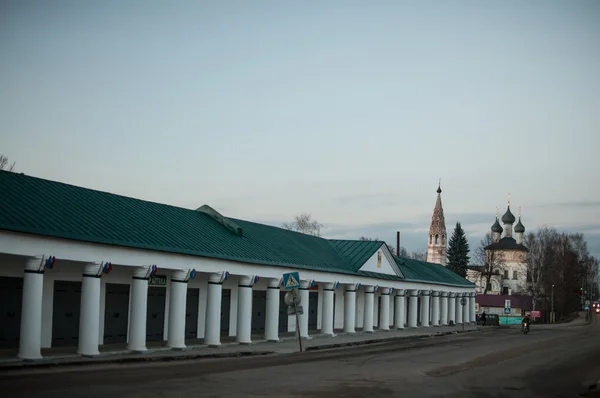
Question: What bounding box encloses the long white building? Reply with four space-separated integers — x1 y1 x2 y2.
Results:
0 171 476 360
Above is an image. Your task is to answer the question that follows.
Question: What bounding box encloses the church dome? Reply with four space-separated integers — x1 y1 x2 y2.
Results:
491 217 503 233
514 217 525 233
501 206 516 224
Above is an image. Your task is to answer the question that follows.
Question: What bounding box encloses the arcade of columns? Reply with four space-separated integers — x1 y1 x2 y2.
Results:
17 257 476 360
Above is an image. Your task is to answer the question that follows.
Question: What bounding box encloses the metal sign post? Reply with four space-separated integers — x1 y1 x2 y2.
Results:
504 299 511 326
295 302 303 353
285 289 303 352
283 272 303 353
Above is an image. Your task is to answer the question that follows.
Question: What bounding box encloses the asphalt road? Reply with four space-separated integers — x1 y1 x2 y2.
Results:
2 316 599 398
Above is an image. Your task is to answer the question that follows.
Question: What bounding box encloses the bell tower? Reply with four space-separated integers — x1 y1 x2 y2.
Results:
426 180 447 265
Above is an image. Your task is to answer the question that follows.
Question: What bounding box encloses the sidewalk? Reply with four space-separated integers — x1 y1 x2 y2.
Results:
0 324 478 370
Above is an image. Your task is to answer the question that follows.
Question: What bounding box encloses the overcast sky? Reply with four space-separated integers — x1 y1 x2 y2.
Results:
1 0 599 258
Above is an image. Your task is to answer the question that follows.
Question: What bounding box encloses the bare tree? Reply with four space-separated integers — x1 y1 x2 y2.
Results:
282 213 323 237
524 226 558 310
0 155 16 172
476 232 506 295
523 226 599 320
410 250 427 261
359 236 398 255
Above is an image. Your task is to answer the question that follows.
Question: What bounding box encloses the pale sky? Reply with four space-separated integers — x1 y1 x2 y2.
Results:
1 0 599 258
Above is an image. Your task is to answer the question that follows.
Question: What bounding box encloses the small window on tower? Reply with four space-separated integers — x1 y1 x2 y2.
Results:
430 235 433 244
435 235 439 244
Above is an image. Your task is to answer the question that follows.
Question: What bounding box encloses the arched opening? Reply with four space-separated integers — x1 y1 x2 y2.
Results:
429 235 433 245
435 234 439 244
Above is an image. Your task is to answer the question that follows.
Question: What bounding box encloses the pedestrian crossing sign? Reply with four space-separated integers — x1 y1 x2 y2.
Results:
283 272 300 289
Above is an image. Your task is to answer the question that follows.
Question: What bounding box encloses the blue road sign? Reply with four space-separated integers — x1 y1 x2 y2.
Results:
504 307 511 314
283 272 300 289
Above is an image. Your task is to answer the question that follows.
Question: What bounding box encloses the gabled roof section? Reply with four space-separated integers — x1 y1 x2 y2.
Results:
393 255 474 287
328 239 381 272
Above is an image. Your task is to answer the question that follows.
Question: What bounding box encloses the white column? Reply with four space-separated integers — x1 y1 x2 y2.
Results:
264 278 280 342
408 289 418 328
469 292 476 324
394 289 405 329
167 270 189 349
18 257 45 360
298 280 311 339
78 263 102 357
363 285 375 332
204 272 224 347
128 266 150 352
321 282 335 336
343 284 357 333
236 275 254 344
456 293 463 324
431 291 440 327
462 293 469 324
420 290 430 327
448 292 456 325
440 292 449 326
379 288 390 331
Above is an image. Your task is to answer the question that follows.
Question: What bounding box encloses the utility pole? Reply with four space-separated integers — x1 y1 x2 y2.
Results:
551 284 555 323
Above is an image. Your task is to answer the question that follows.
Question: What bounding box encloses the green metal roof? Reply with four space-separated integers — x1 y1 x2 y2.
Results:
329 239 383 272
394 256 475 287
0 171 473 287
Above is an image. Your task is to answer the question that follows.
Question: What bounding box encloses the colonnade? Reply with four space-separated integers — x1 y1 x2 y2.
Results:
16 257 476 360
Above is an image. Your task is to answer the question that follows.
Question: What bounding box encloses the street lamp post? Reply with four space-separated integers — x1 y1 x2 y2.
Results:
551 284 555 323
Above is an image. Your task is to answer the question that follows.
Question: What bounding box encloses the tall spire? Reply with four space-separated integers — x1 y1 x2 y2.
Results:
427 181 447 266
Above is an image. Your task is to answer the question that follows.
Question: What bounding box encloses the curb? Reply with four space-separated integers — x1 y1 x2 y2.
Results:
304 329 478 352
0 350 275 371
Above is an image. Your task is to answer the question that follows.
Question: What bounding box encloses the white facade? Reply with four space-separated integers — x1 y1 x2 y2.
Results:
0 230 475 360
467 204 528 295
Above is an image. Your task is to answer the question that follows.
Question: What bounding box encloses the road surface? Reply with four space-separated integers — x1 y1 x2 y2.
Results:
2 317 599 397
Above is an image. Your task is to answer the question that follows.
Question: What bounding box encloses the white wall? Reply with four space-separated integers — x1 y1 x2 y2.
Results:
359 246 398 276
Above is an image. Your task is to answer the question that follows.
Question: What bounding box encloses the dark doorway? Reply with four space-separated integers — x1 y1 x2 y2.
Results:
146 286 166 341
278 291 289 333
308 292 318 330
0 276 23 348
220 289 231 333
332 293 336 329
52 281 81 346
185 288 199 339
252 290 267 332
103 283 130 344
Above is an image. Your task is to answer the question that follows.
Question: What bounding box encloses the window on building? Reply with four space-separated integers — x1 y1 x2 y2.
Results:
502 286 509 295
513 270 518 280
435 234 439 244
430 235 432 244
504 270 509 279
487 283 492 291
